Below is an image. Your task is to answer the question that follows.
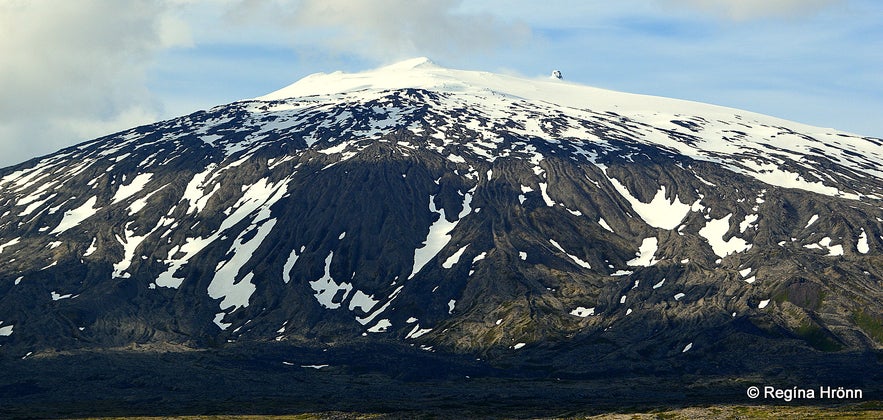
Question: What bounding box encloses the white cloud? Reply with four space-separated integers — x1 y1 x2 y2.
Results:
224 0 531 62
0 0 191 168
663 0 844 21
0 0 529 168
57 106 163 141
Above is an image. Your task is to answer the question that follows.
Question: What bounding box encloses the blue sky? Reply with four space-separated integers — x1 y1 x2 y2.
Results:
0 0 880 168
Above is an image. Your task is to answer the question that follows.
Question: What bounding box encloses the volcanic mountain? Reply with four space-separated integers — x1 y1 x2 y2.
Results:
1 58 881 414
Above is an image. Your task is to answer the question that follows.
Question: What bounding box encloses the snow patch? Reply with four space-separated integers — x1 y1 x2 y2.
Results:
739 161 857 199
157 177 290 289
17 193 57 217
0 238 21 255
282 247 301 284
209 217 278 311
605 175 690 230
51 291 73 301
410 193 471 278
698 214 752 258
127 185 165 215
739 214 759 233
367 319 391 333
112 223 149 279
319 142 349 155
442 244 469 269
50 196 98 234
213 312 231 330
598 217 614 232
857 229 870 254
406 324 433 339
308 252 353 309
111 173 153 204
627 237 659 267
348 290 379 313
549 239 591 269
182 164 220 215
803 237 844 256
301 364 329 369
570 306 595 317
538 182 556 206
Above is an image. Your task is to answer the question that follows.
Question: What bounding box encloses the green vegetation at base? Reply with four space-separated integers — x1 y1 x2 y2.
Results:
632 402 882 420
794 322 844 352
854 310 883 345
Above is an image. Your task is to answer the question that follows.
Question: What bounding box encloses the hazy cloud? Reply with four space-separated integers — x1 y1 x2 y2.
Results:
663 0 844 21
0 0 191 167
225 0 531 61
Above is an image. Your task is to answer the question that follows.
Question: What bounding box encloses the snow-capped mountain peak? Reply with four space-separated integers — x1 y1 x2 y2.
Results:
255 58 883 202
261 57 771 119
259 57 696 112
380 56 439 70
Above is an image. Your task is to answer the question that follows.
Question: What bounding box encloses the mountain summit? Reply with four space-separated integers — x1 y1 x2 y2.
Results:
261 59 883 200
0 59 881 411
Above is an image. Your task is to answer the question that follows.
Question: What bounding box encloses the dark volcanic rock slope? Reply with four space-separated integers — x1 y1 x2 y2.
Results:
0 58 881 372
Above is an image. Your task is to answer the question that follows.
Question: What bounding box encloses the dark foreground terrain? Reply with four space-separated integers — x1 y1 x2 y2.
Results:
1 342 880 419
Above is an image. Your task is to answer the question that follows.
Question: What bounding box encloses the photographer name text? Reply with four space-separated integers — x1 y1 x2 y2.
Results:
746 386 863 401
